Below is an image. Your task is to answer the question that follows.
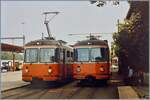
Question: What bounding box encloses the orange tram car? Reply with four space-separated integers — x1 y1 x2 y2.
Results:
73 36 110 83
22 38 73 83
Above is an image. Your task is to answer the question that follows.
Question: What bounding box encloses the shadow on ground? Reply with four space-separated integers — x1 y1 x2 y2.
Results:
76 80 109 87
28 80 74 89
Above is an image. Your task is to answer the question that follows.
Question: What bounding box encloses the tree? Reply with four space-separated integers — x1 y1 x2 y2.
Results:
1 51 23 60
90 0 119 7
113 1 149 75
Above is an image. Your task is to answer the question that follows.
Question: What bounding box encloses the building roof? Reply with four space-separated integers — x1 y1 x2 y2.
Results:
1 43 24 53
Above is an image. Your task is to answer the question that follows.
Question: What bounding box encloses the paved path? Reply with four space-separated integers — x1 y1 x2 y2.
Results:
1 71 30 91
132 85 149 99
1 71 141 99
118 86 139 99
2 81 119 99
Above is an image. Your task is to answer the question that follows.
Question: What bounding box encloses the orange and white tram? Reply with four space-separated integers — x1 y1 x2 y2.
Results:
73 36 110 83
22 38 73 82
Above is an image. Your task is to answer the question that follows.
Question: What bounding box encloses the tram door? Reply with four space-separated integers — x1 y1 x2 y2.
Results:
63 49 67 79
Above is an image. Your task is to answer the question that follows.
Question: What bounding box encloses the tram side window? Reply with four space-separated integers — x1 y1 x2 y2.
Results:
25 48 38 63
73 49 77 61
63 49 66 63
67 51 70 57
71 52 73 61
105 48 109 61
71 52 73 58
55 48 60 62
101 48 109 61
60 49 64 62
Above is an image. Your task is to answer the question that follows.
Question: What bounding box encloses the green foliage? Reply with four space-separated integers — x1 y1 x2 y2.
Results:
1 52 13 60
15 53 23 60
111 41 119 57
90 0 119 7
1 51 23 60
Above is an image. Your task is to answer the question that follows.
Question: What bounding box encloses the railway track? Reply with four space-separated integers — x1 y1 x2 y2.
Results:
2 80 119 99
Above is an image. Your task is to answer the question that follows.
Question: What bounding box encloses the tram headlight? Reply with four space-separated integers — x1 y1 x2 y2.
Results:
99 67 104 72
76 66 81 72
48 67 52 73
25 67 29 73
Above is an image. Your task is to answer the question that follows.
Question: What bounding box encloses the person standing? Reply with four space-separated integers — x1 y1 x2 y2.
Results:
127 66 133 85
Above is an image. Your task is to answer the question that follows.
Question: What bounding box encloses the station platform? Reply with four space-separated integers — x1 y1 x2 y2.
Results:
113 72 149 99
1 71 30 92
118 86 139 99
133 85 149 99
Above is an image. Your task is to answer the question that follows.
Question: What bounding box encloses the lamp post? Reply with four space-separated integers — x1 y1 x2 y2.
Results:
21 22 25 46
117 19 120 33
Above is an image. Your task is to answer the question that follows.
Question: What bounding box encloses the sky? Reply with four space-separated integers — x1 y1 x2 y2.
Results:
1 1 130 47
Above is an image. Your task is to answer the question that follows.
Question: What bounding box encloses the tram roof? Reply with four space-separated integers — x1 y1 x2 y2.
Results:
25 39 61 46
74 39 108 46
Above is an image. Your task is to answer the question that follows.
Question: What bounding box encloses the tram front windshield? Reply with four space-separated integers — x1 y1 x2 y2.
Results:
76 48 89 62
25 48 55 63
75 48 108 62
40 48 55 63
25 48 38 63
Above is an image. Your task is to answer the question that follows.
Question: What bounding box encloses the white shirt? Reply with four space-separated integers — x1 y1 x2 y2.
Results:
128 68 133 77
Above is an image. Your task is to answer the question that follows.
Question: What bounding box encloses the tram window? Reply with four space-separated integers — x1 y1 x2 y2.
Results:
101 48 108 60
60 49 64 61
40 48 55 63
73 49 78 61
67 51 70 57
63 49 66 63
91 48 102 61
71 52 73 58
55 48 60 62
76 48 89 61
25 48 38 63
104 48 109 61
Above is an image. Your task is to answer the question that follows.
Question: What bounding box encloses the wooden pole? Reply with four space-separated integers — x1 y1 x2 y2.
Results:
12 52 15 71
